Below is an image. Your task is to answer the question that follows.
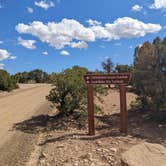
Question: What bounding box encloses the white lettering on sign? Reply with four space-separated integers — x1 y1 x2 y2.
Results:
84 73 131 85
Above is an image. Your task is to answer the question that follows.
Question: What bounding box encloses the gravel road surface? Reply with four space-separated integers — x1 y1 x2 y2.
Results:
0 84 51 166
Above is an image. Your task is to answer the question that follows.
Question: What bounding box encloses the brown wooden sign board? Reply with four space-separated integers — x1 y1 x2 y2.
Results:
84 73 131 85
84 73 131 136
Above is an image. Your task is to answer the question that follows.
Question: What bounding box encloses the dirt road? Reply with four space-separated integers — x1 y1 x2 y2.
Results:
0 84 51 165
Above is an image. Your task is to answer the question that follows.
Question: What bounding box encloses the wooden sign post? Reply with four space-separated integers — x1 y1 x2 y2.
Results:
119 85 127 133
84 73 131 136
87 84 95 135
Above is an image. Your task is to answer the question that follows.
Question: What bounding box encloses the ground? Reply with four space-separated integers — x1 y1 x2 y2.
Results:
0 84 52 166
0 86 165 166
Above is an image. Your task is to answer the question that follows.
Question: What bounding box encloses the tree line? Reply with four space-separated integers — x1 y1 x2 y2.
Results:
0 63 133 92
0 69 57 91
13 69 50 83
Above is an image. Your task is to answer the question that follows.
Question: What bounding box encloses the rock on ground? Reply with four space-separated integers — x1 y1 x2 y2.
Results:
121 142 166 166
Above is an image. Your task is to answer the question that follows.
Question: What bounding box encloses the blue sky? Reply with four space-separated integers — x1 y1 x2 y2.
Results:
0 0 166 74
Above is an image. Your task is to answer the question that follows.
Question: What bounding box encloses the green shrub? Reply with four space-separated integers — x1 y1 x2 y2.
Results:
115 64 134 73
28 69 49 83
47 72 57 83
13 72 29 83
0 70 18 91
46 66 107 115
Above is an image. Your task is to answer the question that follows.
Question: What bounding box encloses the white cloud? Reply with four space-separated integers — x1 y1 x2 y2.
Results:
0 49 15 61
42 51 48 55
150 0 166 9
104 17 161 40
0 4 2 9
0 41 3 44
18 37 36 49
10 56 17 60
0 49 10 61
90 25 110 39
132 4 143 11
70 41 88 49
35 1 54 10
60 50 70 56
16 19 95 49
16 17 161 50
86 19 102 26
0 63 4 69
27 7 34 13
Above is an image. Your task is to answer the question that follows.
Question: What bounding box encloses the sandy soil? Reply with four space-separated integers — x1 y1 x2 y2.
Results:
0 84 47 98
0 84 52 166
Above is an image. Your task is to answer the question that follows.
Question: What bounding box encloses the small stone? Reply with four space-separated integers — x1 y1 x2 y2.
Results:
39 159 45 164
87 153 93 161
90 163 96 166
96 140 102 145
46 162 50 166
96 148 102 152
73 161 79 166
108 153 114 157
39 152 47 159
84 159 89 162
103 148 109 152
142 114 148 118
107 156 114 162
110 148 117 153
57 145 64 148
158 124 163 128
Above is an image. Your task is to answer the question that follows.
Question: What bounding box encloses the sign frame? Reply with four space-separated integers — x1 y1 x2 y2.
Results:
84 73 132 135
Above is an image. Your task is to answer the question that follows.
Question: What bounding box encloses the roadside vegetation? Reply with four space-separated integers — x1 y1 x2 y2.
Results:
133 37 166 114
45 37 165 124
13 69 50 83
46 66 107 116
0 70 18 91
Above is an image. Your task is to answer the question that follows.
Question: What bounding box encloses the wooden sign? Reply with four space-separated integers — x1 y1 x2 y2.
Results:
84 73 131 136
84 73 131 85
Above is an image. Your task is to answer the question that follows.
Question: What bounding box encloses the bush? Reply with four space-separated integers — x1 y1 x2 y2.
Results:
133 37 166 111
46 66 107 115
13 69 49 83
115 64 134 73
47 72 57 83
13 72 29 83
0 70 18 91
28 69 49 83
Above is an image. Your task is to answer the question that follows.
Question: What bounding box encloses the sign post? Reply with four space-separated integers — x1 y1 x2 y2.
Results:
119 85 127 133
84 73 131 136
87 84 95 135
